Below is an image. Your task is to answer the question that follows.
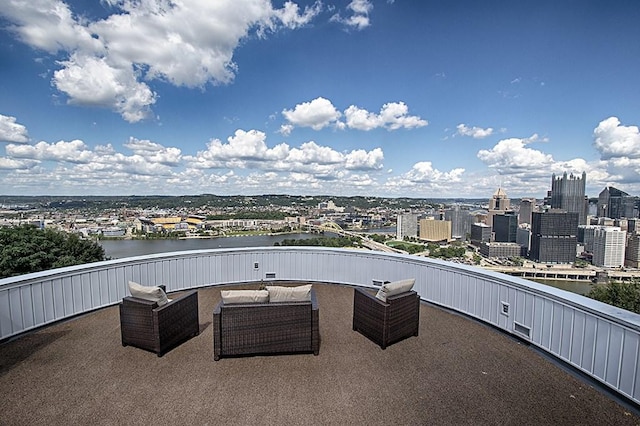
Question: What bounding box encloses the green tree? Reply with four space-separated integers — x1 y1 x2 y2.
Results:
0 225 107 279
587 280 640 314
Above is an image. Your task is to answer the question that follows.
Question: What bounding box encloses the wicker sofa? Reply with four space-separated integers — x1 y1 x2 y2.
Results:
213 286 320 360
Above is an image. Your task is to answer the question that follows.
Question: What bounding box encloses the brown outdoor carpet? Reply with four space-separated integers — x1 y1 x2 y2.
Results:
0 283 638 425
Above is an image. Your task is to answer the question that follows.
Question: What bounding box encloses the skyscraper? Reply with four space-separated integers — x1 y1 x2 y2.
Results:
396 212 418 240
518 198 536 225
597 186 638 219
592 227 626 268
550 171 587 225
529 211 578 264
488 187 511 227
493 211 518 243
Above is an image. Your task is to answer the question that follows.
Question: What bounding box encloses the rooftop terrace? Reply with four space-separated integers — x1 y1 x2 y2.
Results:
1 283 638 425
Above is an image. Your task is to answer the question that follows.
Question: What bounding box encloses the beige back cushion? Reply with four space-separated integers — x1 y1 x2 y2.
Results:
375 278 415 302
128 280 169 306
221 289 269 304
266 284 312 302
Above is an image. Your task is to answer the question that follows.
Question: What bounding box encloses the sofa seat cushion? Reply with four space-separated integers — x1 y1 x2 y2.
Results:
266 284 312 302
128 280 169 306
375 278 415 302
221 289 269 304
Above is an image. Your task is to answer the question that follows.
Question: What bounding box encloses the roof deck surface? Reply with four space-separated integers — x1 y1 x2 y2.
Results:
0 283 638 425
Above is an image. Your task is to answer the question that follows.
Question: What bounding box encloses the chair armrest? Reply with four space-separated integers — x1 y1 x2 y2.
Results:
155 290 197 312
354 287 389 306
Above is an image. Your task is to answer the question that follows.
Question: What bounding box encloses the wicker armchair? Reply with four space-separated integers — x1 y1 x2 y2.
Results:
120 290 199 357
352 287 420 349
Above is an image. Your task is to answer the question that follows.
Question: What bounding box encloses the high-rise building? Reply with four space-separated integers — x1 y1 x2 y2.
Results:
550 171 588 225
592 227 626 268
488 187 511 227
444 204 468 240
597 186 638 219
419 218 452 242
516 224 531 254
396 212 418 240
518 198 536 225
625 233 640 268
470 223 492 247
493 211 518 243
529 210 578 264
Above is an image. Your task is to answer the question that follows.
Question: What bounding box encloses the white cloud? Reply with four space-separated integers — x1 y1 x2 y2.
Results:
282 97 342 130
477 134 554 174
0 114 29 143
593 116 640 160
7 139 95 163
331 0 373 30
344 102 427 131
124 137 182 166
0 0 322 122
53 54 156 123
456 123 494 139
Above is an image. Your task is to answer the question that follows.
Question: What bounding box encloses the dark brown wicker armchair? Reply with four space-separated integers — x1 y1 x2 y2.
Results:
352 287 420 349
120 290 199 357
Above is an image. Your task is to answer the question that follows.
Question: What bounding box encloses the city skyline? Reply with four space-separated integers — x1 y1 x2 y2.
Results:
1 1 640 198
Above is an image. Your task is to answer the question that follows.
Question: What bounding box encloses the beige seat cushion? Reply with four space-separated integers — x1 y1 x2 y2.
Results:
128 280 169 306
375 278 415 302
266 284 312 302
221 289 269 304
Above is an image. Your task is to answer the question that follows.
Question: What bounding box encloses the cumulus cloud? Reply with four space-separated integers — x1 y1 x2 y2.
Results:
477 134 554 174
331 0 373 30
53 54 157 123
282 98 427 132
0 0 322 122
185 128 383 179
456 124 494 139
593 116 640 160
282 97 342 131
344 102 428 131
0 114 29 143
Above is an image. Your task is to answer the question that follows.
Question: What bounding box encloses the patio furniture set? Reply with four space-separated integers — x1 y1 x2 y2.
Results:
119 279 420 358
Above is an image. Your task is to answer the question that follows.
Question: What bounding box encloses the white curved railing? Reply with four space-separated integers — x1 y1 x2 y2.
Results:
1 247 640 405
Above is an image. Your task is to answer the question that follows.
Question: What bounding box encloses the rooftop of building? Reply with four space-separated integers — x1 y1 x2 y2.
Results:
1 283 638 425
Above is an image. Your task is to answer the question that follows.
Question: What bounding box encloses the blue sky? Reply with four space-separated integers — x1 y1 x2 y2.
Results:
1 0 640 199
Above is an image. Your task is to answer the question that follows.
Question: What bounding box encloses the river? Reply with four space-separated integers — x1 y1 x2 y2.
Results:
100 234 594 296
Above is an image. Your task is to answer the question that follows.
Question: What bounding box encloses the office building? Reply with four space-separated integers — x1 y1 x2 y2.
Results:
396 212 419 240
516 224 531 254
493 211 518 243
487 187 511 227
479 242 526 258
592 227 626 268
419 218 452 242
550 171 588 225
597 186 637 219
518 198 536 225
625 233 640 268
444 204 468 240
470 222 492 247
529 210 578 264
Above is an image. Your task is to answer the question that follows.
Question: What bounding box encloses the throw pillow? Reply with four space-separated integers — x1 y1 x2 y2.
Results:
128 280 169 306
375 278 415 302
266 284 312 302
221 289 269 304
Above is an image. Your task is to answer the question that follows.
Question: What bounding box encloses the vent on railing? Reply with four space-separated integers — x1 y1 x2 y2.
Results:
514 322 531 338
265 272 276 279
500 301 510 316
